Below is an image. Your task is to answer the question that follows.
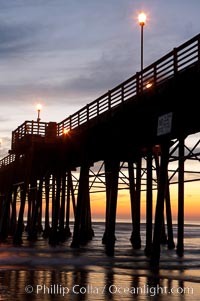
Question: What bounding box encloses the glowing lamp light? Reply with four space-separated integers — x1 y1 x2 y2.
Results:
138 12 146 26
63 129 70 135
36 103 42 122
146 82 153 89
37 103 42 111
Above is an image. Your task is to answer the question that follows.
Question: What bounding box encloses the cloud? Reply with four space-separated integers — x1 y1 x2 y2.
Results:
0 0 137 107
1 0 199 109
0 21 39 57
0 116 10 122
0 46 136 108
0 0 200 137
61 51 135 98
0 136 11 158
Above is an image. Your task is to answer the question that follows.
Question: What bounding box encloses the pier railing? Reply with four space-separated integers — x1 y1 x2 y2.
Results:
57 33 200 135
11 121 50 149
0 154 16 168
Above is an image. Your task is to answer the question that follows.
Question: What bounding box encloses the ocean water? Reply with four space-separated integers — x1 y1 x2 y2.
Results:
0 222 199 300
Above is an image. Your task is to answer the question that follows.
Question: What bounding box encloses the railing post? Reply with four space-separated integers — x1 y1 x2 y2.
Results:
198 35 200 71
136 72 140 95
97 100 99 117
31 121 34 135
56 123 59 136
69 116 72 131
11 130 14 150
78 112 80 128
154 65 157 87
87 104 89 122
121 85 124 103
173 47 178 75
176 137 185 257
108 90 111 111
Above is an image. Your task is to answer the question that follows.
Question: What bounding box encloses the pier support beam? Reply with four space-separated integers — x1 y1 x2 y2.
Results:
65 171 75 236
154 147 168 245
37 179 43 233
150 143 169 269
130 157 141 249
13 184 27 244
0 155 20 241
26 183 33 233
28 178 43 240
43 175 50 238
58 172 66 241
10 186 18 235
0 189 12 241
102 160 119 255
13 152 33 244
165 180 175 249
59 171 72 241
71 164 93 248
145 149 153 256
176 137 185 257
49 173 61 245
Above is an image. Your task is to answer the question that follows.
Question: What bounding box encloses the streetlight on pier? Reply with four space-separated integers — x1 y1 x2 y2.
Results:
138 12 146 71
36 104 42 123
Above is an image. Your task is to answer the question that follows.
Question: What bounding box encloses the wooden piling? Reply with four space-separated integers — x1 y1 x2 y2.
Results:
102 160 119 255
130 157 141 249
150 142 170 269
59 171 71 241
154 148 168 245
71 164 93 248
10 186 18 235
65 171 75 237
0 188 12 241
70 167 83 248
59 172 66 240
28 178 43 240
43 175 50 238
37 178 43 233
49 173 61 245
127 161 136 244
26 183 33 233
0 155 19 241
176 137 185 257
13 151 33 244
165 180 175 249
13 183 27 244
102 161 112 245
144 149 153 256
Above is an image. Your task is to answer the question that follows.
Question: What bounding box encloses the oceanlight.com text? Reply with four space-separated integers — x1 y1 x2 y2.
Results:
25 283 194 297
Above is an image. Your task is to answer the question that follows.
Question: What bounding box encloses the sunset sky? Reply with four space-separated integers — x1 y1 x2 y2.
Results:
1 0 200 222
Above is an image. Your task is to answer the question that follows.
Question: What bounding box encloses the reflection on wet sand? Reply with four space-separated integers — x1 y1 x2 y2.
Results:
0 265 196 301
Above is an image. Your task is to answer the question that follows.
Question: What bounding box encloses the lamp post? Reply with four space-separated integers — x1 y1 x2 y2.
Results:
138 12 146 71
36 104 42 123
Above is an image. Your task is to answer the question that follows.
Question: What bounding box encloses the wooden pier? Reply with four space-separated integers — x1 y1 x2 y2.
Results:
1 33 200 268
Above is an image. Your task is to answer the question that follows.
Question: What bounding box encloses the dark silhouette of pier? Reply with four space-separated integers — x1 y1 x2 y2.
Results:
1 33 200 268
